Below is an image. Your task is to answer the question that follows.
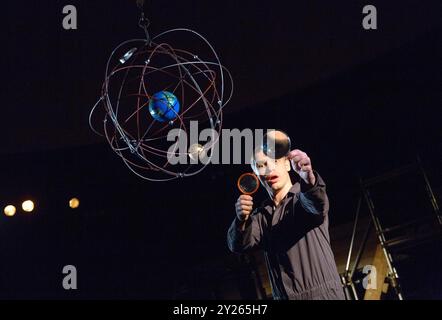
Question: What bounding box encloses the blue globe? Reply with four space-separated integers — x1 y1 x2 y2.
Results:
148 91 181 122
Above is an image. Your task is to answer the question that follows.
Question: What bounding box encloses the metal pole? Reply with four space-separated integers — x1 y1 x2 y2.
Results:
417 156 442 225
342 197 362 300
361 183 404 300
345 197 362 273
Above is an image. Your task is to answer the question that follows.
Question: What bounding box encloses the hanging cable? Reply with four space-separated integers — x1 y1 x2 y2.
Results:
136 0 151 44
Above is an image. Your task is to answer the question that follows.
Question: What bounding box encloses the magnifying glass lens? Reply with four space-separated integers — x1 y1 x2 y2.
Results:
237 173 260 195
263 130 291 159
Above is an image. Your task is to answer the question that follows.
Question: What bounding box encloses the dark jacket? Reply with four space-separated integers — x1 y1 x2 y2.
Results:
227 172 345 300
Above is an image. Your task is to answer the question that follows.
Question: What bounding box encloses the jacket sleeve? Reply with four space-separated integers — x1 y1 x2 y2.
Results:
227 209 263 254
298 171 330 222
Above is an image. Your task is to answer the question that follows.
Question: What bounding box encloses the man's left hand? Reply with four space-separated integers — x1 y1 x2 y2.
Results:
287 149 316 186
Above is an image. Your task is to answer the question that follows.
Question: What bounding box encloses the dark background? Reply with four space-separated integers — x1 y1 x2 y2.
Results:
0 0 441 299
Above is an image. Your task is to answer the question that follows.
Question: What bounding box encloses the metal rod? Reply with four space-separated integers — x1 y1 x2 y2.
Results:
345 197 362 273
361 184 404 300
350 218 372 279
417 155 442 225
379 215 434 233
361 164 415 187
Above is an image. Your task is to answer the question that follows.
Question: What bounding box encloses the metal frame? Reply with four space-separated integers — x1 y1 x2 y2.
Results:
342 157 441 300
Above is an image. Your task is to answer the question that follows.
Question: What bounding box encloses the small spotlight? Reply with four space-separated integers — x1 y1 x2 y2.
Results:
4 205 16 217
69 198 80 209
22 200 35 213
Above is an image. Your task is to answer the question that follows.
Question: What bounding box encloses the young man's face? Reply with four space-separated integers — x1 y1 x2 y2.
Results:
253 150 291 193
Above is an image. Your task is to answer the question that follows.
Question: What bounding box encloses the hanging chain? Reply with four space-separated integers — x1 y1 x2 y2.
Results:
136 0 151 44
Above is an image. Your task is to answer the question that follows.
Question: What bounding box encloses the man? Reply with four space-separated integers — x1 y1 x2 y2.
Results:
227 145 345 300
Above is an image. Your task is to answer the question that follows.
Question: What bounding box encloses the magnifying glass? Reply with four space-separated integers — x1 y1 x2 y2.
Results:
237 172 260 195
262 130 291 159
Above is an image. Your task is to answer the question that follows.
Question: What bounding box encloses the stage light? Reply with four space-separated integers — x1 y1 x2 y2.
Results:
69 198 80 209
4 205 16 217
22 200 34 213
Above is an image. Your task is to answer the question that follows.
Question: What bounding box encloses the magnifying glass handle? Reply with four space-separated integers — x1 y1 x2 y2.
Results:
237 199 251 224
